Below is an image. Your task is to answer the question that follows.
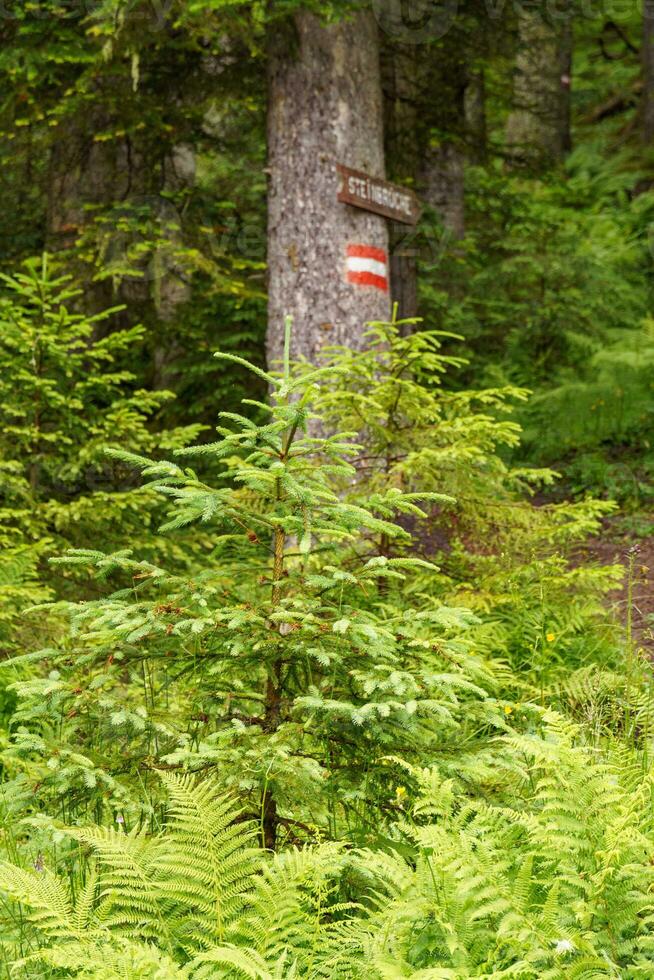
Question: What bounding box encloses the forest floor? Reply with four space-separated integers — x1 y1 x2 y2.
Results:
575 517 654 656
412 508 654 654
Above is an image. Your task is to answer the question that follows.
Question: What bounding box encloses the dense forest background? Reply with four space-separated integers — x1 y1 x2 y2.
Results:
3 0 654 496
3 1 654 977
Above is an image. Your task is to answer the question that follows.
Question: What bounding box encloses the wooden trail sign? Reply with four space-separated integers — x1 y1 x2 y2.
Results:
337 164 421 226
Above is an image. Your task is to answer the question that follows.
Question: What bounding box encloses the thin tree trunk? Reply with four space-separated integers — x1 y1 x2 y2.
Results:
388 229 419 324
465 67 487 165
643 0 654 142
420 141 465 242
558 19 573 156
384 42 466 320
505 8 572 167
383 41 420 321
266 10 390 368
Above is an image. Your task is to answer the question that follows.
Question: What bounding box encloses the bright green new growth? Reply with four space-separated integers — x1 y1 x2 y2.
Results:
2 4 654 978
3 719 654 978
316 314 621 683
318 312 614 549
0 254 204 580
0 312 644 979
7 320 493 848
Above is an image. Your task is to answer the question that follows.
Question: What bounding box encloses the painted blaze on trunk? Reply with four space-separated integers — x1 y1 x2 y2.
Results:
267 9 391 370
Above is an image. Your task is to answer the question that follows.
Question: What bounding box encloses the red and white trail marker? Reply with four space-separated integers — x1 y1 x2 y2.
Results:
346 244 388 291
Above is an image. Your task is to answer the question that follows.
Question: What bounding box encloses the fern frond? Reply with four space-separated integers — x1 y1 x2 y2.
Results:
187 944 275 979
156 771 259 949
67 824 166 940
0 862 75 939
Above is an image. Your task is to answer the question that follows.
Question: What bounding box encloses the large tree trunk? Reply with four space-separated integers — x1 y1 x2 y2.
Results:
505 9 572 168
644 0 654 142
266 10 390 368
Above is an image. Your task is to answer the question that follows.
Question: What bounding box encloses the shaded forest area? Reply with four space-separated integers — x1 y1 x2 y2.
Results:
2 1 654 977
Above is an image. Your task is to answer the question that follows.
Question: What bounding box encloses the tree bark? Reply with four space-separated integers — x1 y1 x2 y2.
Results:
420 141 465 242
644 0 654 142
383 42 420 321
465 66 487 165
47 123 194 357
46 125 130 322
505 8 572 168
266 10 390 368
388 226 419 323
383 41 466 320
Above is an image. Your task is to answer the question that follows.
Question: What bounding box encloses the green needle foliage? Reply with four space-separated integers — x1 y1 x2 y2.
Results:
0 253 205 732
0 254 204 570
316 315 622 680
0 320 499 844
2 4 654 977
0 316 642 979
318 312 614 552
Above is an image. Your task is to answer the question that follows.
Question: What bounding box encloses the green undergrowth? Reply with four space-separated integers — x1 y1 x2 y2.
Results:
0 307 650 978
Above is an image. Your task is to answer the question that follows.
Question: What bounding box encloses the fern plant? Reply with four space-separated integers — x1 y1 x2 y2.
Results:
349 711 654 978
4 722 654 978
0 773 363 979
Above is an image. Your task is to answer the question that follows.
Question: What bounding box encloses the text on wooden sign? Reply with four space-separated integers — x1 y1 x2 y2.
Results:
337 164 420 226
